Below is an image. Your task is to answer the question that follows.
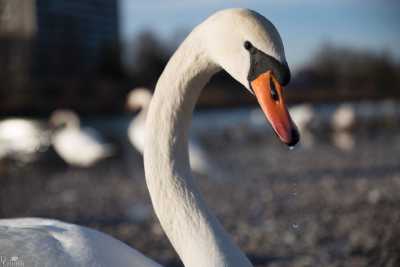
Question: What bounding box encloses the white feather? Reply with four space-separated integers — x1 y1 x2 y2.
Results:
2 9 290 267
50 110 114 167
127 88 219 176
0 119 50 161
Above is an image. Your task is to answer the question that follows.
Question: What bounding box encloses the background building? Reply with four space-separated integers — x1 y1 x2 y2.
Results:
0 0 121 114
35 0 119 76
0 0 36 38
0 0 37 112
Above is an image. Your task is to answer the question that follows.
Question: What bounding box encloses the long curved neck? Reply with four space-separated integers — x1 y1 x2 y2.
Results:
144 30 253 267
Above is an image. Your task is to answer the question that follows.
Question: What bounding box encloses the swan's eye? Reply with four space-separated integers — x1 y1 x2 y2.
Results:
244 41 252 50
270 76 279 101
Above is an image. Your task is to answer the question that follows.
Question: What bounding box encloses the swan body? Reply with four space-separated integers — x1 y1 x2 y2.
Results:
290 104 314 131
290 104 315 147
0 218 161 267
126 88 152 155
0 118 50 162
1 9 298 267
50 110 114 167
127 88 219 175
332 101 400 129
331 104 355 131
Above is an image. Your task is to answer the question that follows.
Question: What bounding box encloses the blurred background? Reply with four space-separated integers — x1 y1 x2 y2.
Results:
1 0 399 266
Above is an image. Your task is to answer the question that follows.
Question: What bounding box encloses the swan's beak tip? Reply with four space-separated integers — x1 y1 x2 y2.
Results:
285 128 300 147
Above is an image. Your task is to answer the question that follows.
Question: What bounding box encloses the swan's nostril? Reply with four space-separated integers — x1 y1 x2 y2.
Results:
270 77 279 101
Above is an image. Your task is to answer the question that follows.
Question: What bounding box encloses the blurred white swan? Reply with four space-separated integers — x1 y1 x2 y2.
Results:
0 118 50 162
126 88 219 176
331 104 356 131
1 9 299 267
125 88 152 153
289 104 315 147
331 104 356 151
50 110 114 167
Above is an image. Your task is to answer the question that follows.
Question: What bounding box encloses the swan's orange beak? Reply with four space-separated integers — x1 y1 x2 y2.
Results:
251 71 299 147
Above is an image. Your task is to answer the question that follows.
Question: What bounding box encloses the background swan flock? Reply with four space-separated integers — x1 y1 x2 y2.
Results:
126 88 222 177
1 9 297 266
0 7 399 267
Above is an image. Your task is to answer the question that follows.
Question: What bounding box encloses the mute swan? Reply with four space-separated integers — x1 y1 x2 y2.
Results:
331 104 356 132
126 88 153 153
331 104 356 151
0 118 50 162
126 88 220 176
50 110 114 167
0 9 299 267
289 104 315 147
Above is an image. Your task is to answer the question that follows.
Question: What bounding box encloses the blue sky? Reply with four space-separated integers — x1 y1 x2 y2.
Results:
120 0 400 69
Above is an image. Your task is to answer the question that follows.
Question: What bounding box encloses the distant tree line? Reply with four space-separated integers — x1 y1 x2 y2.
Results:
126 35 400 105
0 30 399 115
291 44 400 102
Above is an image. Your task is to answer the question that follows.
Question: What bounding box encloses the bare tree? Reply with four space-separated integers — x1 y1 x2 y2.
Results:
129 31 169 87
297 44 399 97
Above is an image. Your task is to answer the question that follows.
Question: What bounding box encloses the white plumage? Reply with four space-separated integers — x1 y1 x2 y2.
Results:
331 104 356 131
290 104 315 147
50 110 114 167
1 9 293 267
126 88 219 176
0 218 161 267
0 118 50 162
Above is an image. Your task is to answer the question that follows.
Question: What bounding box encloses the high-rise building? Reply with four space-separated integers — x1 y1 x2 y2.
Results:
34 0 120 76
1 0 119 77
0 0 121 113
0 0 36 97
0 0 36 38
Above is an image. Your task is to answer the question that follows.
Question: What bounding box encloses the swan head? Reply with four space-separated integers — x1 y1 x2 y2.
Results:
201 8 298 146
49 109 80 130
126 87 153 111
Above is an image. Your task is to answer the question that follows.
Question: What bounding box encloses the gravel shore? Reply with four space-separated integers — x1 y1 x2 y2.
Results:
1 128 399 267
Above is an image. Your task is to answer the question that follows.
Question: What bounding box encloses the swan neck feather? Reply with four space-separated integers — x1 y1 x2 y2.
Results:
144 26 253 267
